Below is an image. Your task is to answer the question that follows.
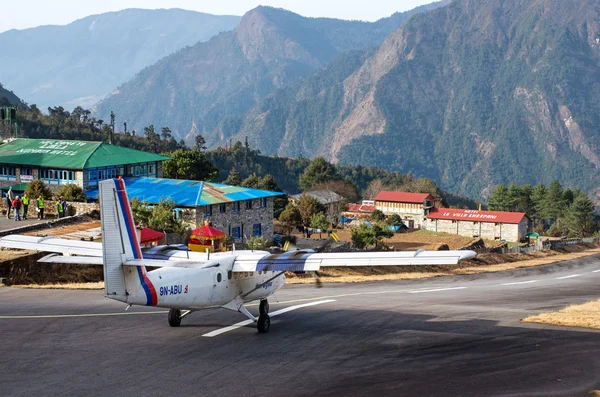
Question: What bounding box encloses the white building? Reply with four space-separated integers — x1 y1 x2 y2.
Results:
424 208 529 242
373 191 440 229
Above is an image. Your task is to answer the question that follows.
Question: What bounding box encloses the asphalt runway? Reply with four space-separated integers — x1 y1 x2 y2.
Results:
1 256 600 397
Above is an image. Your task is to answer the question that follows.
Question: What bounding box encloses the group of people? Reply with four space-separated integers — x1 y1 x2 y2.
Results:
4 188 66 221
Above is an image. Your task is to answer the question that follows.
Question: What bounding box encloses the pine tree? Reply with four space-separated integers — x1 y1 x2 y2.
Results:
542 180 566 223
488 185 510 211
531 184 547 225
223 168 242 186
565 193 596 237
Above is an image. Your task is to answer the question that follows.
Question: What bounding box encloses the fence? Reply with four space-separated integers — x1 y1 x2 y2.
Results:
473 237 599 255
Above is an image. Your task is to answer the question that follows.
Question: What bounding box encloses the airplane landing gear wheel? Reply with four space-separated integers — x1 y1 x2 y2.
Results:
168 309 182 327
259 299 269 315
257 314 270 333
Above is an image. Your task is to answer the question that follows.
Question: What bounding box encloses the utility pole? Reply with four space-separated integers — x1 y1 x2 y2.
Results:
0 106 18 138
109 111 115 144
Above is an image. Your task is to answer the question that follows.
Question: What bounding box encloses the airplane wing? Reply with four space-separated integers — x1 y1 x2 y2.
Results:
231 249 477 272
0 235 102 257
36 254 208 269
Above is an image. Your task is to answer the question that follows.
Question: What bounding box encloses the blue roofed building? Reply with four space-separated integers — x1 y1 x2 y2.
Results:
86 177 284 241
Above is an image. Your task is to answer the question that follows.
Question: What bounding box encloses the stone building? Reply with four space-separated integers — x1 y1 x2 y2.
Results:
424 208 529 242
86 177 283 242
373 191 441 229
0 138 169 194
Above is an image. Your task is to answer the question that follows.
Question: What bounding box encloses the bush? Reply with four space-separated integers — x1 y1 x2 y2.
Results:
371 209 385 222
247 235 269 251
24 180 52 200
56 184 87 202
350 223 377 249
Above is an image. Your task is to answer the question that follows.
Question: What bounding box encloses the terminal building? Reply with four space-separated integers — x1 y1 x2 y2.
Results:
0 138 169 193
86 177 284 241
424 208 529 242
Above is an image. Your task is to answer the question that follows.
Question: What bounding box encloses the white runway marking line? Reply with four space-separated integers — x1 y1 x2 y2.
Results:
556 274 581 280
593 270 600 273
0 311 168 319
501 280 538 286
407 287 467 294
202 299 336 337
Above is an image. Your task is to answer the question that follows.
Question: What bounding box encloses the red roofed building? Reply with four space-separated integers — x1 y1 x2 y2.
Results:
372 191 440 229
342 200 377 220
425 208 529 242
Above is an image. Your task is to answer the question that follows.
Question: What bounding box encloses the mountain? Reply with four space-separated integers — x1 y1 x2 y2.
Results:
232 0 600 199
0 9 240 110
0 83 24 106
92 2 450 143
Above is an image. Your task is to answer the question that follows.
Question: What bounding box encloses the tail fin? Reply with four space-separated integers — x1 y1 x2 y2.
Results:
99 178 142 301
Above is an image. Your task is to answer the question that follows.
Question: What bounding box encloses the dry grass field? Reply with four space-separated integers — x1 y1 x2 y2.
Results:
523 299 600 330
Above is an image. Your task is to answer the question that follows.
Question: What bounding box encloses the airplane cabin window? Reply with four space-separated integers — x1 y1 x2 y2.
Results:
217 273 222 282
228 270 232 280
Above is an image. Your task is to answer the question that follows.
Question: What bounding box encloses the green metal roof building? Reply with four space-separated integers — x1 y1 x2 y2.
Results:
0 139 170 192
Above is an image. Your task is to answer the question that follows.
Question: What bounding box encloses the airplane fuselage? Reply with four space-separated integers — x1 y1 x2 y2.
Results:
117 262 285 310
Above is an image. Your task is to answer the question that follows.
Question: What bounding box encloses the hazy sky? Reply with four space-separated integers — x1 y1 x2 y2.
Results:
0 0 435 33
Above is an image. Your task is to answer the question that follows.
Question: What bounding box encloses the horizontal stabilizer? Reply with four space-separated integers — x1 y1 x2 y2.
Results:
38 254 104 265
0 235 102 257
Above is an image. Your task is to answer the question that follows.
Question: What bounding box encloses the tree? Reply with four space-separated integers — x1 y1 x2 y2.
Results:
488 185 510 211
565 193 596 237
223 167 242 186
371 209 385 222
531 184 547 225
257 174 288 218
362 179 386 200
296 194 325 228
386 214 404 229
299 157 338 191
542 180 566 223
162 149 218 181
56 184 86 202
144 125 160 153
278 203 301 235
373 223 394 246
147 199 187 235
247 235 268 250
24 180 52 200
506 184 522 212
350 223 377 249
130 198 152 226
195 134 207 151
241 173 261 188
310 213 330 238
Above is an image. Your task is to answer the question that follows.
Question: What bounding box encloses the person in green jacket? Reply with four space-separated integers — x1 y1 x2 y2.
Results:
37 196 44 220
56 199 63 219
21 193 30 220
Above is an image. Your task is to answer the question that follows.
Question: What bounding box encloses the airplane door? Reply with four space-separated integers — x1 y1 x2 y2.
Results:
211 269 227 304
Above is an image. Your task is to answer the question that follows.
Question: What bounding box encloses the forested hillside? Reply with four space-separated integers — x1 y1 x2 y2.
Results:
93 3 449 144
0 83 25 106
0 9 240 110
232 0 600 200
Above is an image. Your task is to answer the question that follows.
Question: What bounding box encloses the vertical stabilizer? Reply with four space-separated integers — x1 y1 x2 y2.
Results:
100 179 129 300
100 178 158 306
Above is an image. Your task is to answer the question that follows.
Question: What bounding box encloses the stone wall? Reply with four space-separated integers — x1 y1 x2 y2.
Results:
424 218 525 242
195 198 275 242
0 200 99 217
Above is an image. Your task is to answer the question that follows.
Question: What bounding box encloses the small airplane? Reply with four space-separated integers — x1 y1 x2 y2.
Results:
0 179 476 333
